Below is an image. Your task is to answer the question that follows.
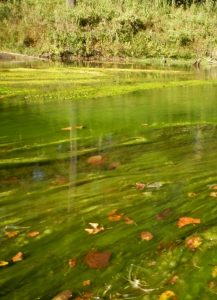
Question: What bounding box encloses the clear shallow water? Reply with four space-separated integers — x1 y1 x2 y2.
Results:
0 66 217 300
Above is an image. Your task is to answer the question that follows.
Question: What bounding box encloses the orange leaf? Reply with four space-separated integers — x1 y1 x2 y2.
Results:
177 217 201 228
5 231 19 238
85 223 104 235
83 280 91 287
124 216 134 225
87 155 105 166
75 292 93 300
0 261 9 267
135 182 145 190
108 209 124 222
27 231 40 238
159 290 177 300
185 236 202 251
52 290 72 300
12 252 23 262
68 258 77 268
84 250 111 269
140 231 153 241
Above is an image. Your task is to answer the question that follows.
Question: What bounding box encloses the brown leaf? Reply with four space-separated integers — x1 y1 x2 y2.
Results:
52 290 72 300
158 290 177 300
0 261 9 267
177 217 201 228
156 208 173 221
168 275 179 285
84 250 111 269
124 216 134 225
83 280 91 287
108 209 124 222
140 231 153 241
108 162 120 170
209 184 217 190
135 182 146 190
85 223 104 235
68 258 77 268
75 292 93 300
12 252 23 262
5 231 19 238
185 235 202 251
87 155 105 166
27 231 40 238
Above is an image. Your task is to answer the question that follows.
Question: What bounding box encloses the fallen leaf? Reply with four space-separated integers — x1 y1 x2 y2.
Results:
156 208 173 221
0 261 9 267
212 266 217 278
159 290 177 300
208 280 217 289
209 184 217 190
210 192 217 198
75 292 93 300
188 192 197 198
87 155 105 166
83 280 91 287
177 217 201 228
27 231 40 238
61 127 72 131
85 223 104 235
12 252 23 262
141 123 149 127
51 177 68 186
75 125 85 129
108 162 120 170
52 290 72 300
168 275 179 285
108 209 124 222
5 231 19 238
185 236 202 251
124 216 134 225
68 258 77 268
84 250 111 269
135 182 145 190
140 231 153 241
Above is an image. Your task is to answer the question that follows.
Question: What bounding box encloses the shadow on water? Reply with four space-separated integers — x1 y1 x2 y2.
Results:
0 66 217 299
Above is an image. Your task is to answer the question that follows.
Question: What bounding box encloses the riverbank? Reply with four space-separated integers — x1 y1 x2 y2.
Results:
0 0 217 62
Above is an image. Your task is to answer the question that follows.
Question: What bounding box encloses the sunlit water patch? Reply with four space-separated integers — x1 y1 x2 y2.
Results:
0 66 217 300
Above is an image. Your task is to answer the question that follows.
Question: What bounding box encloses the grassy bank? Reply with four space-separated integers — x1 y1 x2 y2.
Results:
0 0 217 61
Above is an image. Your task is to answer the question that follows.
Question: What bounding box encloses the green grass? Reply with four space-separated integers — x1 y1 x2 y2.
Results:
0 0 217 60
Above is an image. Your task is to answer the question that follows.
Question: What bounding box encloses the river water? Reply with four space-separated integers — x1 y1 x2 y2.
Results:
0 64 217 300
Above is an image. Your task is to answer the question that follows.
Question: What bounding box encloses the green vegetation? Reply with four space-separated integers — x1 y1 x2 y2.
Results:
0 0 217 60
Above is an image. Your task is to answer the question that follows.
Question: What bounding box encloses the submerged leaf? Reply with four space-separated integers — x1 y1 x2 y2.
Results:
156 208 173 221
85 223 104 235
185 236 202 251
188 192 197 198
27 231 40 238
212 266 217 278
52 290 72 300
0 261 9 267
108 209 124 222
84 250 111 269
210 192 217 198
75 292 93 300
135 182 145 190
83 280 91 287
68 258 77 268
87 155 105 166
5 231 19 238
159 290 177 300
124 216 134 224
12 252 23 262
140 231 153 241
61 127 72 131
177 217 201 228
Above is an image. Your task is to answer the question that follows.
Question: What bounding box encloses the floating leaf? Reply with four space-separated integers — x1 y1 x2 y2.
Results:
84 250 111 269
68 258 77 268
124 216 134 225
159 290 177 300
108 209 124 222
185 236 202 251
61 127 72 131
52 290 72 300
212 266 217 278
188 192 197 198
210 192 217 198
85 223 104 235
135 182 145 190
12 252 23 262
140 231 153 241
83 280 91 287
5 231 19 238
87 155 105 166
27 231 40 238
177 217 201 228
0 261 9 267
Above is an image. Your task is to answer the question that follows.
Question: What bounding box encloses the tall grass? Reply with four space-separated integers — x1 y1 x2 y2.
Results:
0 0 216 59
